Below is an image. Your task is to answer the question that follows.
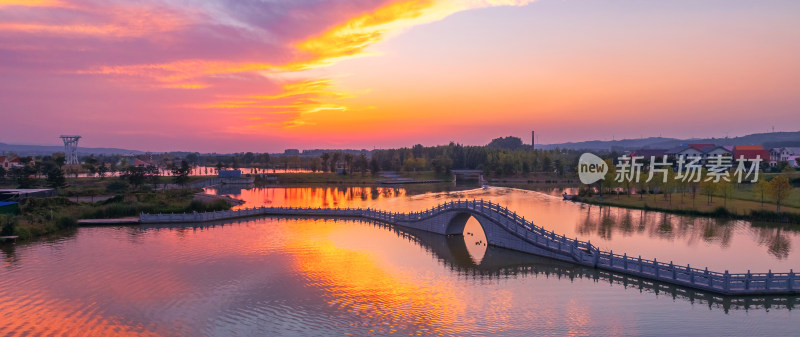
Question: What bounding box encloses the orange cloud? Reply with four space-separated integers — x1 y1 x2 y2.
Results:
86 60 275 87
1 0 538 145
0 0 63 7
292 0 537 70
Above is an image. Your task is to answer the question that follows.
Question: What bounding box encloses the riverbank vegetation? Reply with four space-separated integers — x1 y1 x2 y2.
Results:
0 179 230 242
576 172 800 224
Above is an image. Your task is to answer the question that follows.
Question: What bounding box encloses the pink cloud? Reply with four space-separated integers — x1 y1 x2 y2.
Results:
0 0 539 151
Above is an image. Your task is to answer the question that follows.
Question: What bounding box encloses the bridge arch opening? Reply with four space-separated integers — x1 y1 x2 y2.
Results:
447 213 487 264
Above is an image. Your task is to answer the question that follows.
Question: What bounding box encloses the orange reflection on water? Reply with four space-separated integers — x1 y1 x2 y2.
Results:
225 186 406 210
0 294 165 336
285 219 470 335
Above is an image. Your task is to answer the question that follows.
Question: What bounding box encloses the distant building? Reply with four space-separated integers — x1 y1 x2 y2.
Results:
770 147 800 167
733 145 769 163
0 156 21 170
663 144 731 164
284 149 300 155
133 158 151 167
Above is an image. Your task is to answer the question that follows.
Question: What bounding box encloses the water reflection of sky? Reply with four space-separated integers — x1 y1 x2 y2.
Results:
2 215 798 336
208 186 800 272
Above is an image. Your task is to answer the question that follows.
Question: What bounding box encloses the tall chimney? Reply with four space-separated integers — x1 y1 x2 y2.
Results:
531 130 535 151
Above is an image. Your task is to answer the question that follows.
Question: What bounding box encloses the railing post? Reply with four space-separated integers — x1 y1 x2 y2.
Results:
766 270 772 290
724 270 730 292
623 253 627 270
638 256 643 273
688 264 694 284
670 261 676 280
654 258 659 278
609 250 613 267
745 270 751 290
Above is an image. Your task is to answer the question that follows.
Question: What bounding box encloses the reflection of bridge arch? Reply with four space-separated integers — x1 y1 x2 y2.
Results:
365 220 800 314
141 199 800 295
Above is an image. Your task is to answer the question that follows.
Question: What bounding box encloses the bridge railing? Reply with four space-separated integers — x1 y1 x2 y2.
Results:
429 200 799 293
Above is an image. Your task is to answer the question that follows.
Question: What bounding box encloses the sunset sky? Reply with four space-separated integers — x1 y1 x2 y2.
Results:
1 0 798 152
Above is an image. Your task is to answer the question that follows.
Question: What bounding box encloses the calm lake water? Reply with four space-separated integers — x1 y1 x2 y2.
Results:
1 185 798 336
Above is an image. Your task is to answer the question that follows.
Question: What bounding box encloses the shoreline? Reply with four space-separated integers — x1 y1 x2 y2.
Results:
573 195 800 225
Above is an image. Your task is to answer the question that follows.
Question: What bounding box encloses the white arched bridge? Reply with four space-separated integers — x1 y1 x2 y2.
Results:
140 199 799 295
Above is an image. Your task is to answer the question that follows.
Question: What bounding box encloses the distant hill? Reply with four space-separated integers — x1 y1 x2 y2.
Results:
0 142 144 156
538 131 800 152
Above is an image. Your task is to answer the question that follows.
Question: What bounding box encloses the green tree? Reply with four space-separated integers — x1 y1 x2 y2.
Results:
344 153 354 174
0 215 15 236
370 157 380 175
46 166 66 188
487 136 524 150
84 155 99 177
10 166 36 188
753 179 769 207
718 179 734 209
701 180 718 205
330 152 341 173
146 165 160 189
172 160 191 186
357 153 369 176
123 166 147 188
54 154 66 168
97 165 108 179
601 158 618 197
320 153 330 173
768 176 792 213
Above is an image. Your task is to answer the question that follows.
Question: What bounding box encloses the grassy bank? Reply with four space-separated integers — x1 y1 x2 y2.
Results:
576 193 800 224
0 188 231 241
56 175 214 196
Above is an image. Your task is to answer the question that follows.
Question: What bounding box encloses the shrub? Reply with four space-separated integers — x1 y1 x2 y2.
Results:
0 215 16 236
56 216 78 229
106 180 130 193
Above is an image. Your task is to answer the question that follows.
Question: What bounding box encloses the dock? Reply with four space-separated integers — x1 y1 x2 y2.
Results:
77 217 140 225
0 236 19 244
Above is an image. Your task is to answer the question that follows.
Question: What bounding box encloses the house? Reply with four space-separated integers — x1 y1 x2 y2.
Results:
770 147 800 167
664 144 731 164
701 145 732 161
674 146 704 161
733 145 769 164
0 156 22 170
133 158 155 167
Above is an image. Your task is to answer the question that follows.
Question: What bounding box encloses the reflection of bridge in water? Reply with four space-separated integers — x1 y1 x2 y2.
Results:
382 222 800 313
141 200 799 296
134 217 800 313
